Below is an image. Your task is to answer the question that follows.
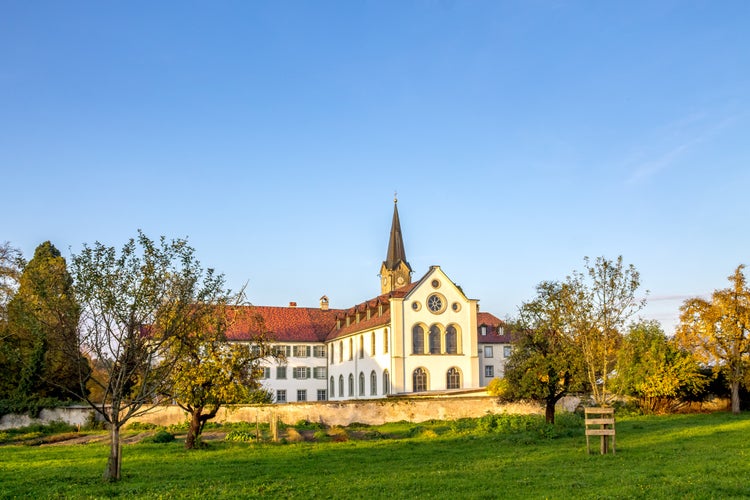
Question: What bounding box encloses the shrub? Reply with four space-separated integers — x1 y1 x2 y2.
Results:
127 422 159 431
225 430 256 442
142 430 175 444
487 378 508 397
328 426 349 442
293 419 326 431
286 428 304 442
313 430 330 442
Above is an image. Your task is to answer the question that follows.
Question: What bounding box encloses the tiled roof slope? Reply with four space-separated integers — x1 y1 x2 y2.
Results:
326 282 419 341
225 305 342 343
477 312 512 344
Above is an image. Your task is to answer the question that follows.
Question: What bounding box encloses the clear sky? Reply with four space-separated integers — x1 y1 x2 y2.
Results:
2 1 748 332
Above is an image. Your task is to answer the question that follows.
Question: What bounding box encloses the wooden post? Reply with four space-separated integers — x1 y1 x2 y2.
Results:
585 407 616 455
270 413 279 442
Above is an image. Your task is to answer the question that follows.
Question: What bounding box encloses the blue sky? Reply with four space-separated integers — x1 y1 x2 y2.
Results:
2 1 748 332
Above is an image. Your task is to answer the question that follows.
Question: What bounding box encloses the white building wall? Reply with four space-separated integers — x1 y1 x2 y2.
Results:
477 341 512 386
399 267 479 393
259 342 328 403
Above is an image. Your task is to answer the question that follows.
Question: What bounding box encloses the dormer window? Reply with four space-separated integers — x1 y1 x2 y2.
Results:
480 325 487 336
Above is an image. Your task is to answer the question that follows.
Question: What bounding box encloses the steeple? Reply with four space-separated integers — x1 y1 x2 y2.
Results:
380 195 412 293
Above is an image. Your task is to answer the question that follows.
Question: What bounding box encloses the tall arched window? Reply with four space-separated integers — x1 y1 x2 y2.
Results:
349 338 353 360
330 376 335 397
348 374 354 396
412 325 424 354
339 341 343 363
447 367 461 389
429 325 441 354
370 370 377 395
359 335 364 358
371 331 376 356
413 367 428 392
383 369 390 395
359 372 365 396
383 328 389 353
338 375 344 397
445 325 458 354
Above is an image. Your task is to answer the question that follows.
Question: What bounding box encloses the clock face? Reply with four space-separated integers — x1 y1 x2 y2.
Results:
396 276 405 285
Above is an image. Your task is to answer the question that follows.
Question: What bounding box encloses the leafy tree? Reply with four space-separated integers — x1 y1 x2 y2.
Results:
0 242 25 321
612 320 706 413
165 305 275 449
0 242 25 398
675 265 750 414
71 231 232 481
565 256 645 405
4 242 87 401
504 281 586 424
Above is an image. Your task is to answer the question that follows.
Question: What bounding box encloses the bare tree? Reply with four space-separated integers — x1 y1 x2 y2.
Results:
71 232 231 481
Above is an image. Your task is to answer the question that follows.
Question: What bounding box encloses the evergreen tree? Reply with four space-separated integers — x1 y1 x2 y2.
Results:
6 242 88 400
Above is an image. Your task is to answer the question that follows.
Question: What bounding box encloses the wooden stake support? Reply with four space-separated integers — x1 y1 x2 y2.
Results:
585 407 616 455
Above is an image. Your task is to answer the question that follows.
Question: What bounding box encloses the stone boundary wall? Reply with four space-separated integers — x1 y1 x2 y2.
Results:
0 406 95 430
1 396 561 430
133 396 549 428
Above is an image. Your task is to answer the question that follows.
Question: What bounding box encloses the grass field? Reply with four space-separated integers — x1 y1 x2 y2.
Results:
1 411 749 499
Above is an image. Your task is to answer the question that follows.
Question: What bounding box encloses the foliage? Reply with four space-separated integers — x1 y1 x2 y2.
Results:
0 241 24 322
2 242 87 401
0 420 76 445
141 430 175 444
504 282 586 423
565 256 645 406
675 265 750 414
612 320 706 413
71 231 231 481
164 301 275 449
486 377 507 397
225 430 257 442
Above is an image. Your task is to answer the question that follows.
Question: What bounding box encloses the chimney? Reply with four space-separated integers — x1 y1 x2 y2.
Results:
289 301 297 307
320 295 329 311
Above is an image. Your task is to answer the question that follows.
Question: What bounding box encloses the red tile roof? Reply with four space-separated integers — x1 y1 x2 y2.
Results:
477 312 512 343
225 305 342 343
223 282 507 345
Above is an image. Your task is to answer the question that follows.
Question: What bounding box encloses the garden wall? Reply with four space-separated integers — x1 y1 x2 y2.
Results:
1 395 567 430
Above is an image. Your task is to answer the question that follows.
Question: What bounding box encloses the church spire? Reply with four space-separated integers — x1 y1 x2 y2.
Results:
380 196 412 293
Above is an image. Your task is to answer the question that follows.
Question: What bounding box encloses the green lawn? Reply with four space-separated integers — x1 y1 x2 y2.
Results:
1 412 749 499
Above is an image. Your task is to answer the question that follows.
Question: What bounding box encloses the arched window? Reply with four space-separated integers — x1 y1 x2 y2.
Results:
413 367 428 392
383 328 389 353
429 325 441 354
348 374 354 396
338 375 344 397
447 367 461 389
371 331 376 356
412 325 424 354
383 369 390 395
446 325 458 354
370 371 377 395
349 338 353 360
330 345 335 364
359 372 365 396
330 376 335 397
339 341 343 363
359 335 364 358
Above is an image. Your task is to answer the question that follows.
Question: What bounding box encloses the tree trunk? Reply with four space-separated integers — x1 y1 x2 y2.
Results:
545 399 556 424
185 409 203 449
103 423 121 482
731 380 741 415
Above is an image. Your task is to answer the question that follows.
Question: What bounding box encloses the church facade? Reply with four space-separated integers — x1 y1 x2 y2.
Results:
225 200 510 403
